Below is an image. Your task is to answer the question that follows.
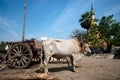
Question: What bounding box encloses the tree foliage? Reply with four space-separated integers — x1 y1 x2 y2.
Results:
0 41 7 49
0 41 7 54
98 15 120 46
75 12 120 46
79 11 98 34
70 29 87 41
98 15 114 38
79 12 91 31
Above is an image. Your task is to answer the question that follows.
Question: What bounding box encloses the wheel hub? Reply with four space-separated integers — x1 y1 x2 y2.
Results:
17 52 22 57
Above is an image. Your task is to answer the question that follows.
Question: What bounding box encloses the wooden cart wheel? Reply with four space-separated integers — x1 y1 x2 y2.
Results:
8 43 33 68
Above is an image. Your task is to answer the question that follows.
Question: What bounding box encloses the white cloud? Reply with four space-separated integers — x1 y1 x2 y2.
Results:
50 0 79 30
0 16 18 38
104 5 120 16
48 0 90 37
31 0 49 12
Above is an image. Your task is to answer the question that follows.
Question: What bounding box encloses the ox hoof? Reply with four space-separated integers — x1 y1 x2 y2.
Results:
71 69 77 72
44 71 51 75
47 72 51 75
40 68 44 71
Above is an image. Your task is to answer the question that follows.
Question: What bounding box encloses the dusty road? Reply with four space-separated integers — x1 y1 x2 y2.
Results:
0 54 120 80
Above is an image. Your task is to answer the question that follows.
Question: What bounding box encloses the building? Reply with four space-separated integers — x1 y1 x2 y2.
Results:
88 3 108 47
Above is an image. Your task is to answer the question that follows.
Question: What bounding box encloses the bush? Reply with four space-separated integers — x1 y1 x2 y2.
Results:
90 46 104 55
111 47 120 59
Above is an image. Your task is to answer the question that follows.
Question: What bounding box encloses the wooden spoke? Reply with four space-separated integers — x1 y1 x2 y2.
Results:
21 57 27 64
12 59 17 67
22 48 30 54
11 52 17 55
24 53 29 56
13 49 18 53
17 60 21 67
10 55 17 59
16 46 19 53
10 58 15 64
20 59 25 66
21 46 26 52
19 46 22 53
23 56 29 60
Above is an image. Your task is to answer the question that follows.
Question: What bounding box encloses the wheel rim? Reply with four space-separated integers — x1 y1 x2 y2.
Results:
9 43 33 68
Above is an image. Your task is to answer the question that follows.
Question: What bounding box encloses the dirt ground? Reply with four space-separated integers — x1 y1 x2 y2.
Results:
0 54 120 80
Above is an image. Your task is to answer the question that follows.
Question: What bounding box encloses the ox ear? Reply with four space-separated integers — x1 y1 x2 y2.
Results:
78 42 84 53
80 42 84 47
81 42 85 52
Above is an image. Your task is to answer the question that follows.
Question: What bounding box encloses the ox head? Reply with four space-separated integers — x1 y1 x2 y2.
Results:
82 42 91 54
73 38 91 54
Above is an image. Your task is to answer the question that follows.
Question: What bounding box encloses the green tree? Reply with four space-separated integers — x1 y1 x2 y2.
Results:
79 12 98 34
98 15 114 38
98 15 120 46
0 41 7 54
70 29 87 41
110 22 120 46
0 41 7 49
79 12 91 34
77 11 120 47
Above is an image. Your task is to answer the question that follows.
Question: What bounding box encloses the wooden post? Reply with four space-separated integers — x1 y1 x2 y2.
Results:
22 0 26 41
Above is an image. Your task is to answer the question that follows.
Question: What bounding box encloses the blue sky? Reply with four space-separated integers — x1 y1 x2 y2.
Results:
0 0 120 41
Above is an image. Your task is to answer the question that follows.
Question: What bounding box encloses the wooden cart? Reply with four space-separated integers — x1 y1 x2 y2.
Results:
4 39 42 69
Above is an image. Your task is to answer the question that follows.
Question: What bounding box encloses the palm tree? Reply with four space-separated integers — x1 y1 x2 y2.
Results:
79 12 91 34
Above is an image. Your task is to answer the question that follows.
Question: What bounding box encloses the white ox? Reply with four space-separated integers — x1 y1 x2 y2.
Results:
41 38 91 73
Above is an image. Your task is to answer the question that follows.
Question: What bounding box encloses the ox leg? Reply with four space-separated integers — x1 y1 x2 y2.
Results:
66 57 70 67
70 56 76 72
44 56 50 74
39 54 44 72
